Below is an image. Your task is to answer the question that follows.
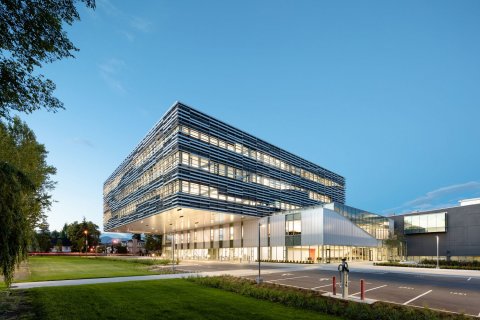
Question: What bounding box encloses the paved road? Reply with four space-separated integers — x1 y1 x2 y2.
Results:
179 261 480 317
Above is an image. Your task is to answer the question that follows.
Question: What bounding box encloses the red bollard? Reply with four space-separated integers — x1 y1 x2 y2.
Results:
332 276 336 295
360 279 365 300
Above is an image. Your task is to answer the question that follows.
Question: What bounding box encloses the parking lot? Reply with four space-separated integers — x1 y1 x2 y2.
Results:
178 261 480 317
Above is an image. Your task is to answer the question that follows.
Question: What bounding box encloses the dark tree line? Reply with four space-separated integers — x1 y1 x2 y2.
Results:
33 219 100 253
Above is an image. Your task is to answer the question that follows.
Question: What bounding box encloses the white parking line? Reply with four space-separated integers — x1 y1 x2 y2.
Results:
269 275 309 282
311 283 337 290
467 277 471 281
403 290 432 305
351 284 387 296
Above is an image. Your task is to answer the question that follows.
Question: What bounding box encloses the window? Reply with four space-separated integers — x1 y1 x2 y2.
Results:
227 166 234 178
200 185 209 197
404 212 447 234
219 227 223 241
209 187 218 199
285 213 301 235
285 213 301 246
219 164 226 176
191 155 199 168
200 133 209 143
229 226 234 240
200 158 209 171
181 181 189 193
190 130 199 139
190 183 199 195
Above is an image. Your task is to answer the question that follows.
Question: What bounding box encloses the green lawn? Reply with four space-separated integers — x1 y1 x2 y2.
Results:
20 279 340 320
17 256 170 282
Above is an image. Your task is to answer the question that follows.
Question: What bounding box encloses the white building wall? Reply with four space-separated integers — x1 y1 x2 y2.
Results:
203 228 211 249
270 215 285 246
222 224 230 248
213 226 219 247
233 222 242 247
242 219 258 247
300 207 324 246
323 208 378 247
260 217 268 247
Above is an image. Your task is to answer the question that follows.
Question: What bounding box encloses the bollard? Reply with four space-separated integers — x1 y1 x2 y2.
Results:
360 279 365 300
332 276 336 295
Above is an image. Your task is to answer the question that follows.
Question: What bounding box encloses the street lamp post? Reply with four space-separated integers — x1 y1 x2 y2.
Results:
256 221 263 284
84 230 88 256
436 235 439 269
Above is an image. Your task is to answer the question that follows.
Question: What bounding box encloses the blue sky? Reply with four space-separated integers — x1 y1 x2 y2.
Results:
22 0 480 231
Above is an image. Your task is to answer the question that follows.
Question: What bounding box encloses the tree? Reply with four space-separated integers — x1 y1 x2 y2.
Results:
0 119 55 287
0 0 94 287
0 0 95 119
55 239 63 252
145 234 163 253
384 233 406 261
35 222 52 252
65 218 100 252
0 162 34 287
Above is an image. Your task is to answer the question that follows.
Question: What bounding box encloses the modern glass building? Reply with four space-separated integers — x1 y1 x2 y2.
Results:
103 102 392 262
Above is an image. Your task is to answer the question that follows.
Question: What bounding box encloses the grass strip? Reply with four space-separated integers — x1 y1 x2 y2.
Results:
18 256 175 282
187 276 473 320
1 279 341 319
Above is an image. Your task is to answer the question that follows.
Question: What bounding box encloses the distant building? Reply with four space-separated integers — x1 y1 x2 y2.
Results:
390 199 480 261
126 238 145 255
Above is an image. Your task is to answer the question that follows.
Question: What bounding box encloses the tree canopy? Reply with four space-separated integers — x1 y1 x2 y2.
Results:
0 0 94 287
0 118 56 286
145 234 163 253
65 218 101 252
0 0 95 119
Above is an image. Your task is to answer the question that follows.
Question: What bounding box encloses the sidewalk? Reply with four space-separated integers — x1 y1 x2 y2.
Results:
311 261 480 278
10 267 295 290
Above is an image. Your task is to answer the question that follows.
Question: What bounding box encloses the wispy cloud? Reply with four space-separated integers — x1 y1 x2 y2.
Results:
99 58 126 93
130 16 152 33
96 0 122 17
383 181 480 214
71 138 94 148
97 0 152 41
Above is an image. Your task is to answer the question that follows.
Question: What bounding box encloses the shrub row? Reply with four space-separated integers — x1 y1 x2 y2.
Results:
421 259 480 268
255 259 314 264
374 262 480 271
187 276 472 320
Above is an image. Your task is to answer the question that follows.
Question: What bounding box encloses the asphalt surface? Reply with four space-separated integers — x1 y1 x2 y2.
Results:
178 262 480 317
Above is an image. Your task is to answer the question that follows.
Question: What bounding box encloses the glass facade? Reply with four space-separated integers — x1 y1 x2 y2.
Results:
104 102 345 231
328 203 390 239
404 212 447 234
285 213 302 246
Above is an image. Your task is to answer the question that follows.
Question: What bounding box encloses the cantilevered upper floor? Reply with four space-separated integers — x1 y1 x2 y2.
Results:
103 102 345 232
